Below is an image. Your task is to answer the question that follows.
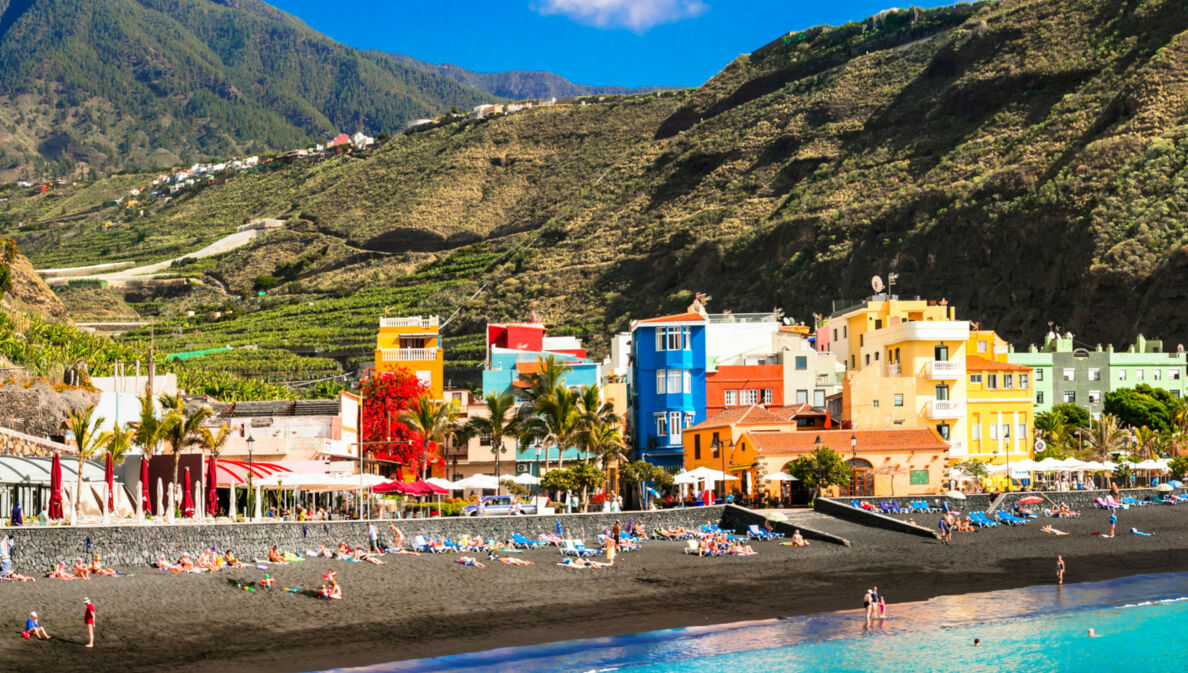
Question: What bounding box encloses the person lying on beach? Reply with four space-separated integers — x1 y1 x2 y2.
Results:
456 556 485 568
496 556 534 566
223 550 244 568
318 578 342 599
72 558 91 580
558 558 606 569
268 546 288 564
1041 525 1069 536
90 554 117 577
1130 528 1153 536
197 549 218 571
729 543 757 556
352 547 386 565
1055 503 1079 516
632 523 648 539
3 566 35 582
46 562 74 580
314 541 334 558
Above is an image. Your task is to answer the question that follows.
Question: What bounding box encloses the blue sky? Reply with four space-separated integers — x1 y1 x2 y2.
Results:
268 0 958 89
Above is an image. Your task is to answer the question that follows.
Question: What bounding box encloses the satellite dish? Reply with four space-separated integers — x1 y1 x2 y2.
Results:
871 275 885 294
1034 439 1046 452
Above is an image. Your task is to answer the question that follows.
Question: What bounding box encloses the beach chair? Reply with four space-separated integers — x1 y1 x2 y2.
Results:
979 512 1001 527
560 540 582 557
1104 496 1129 509
748 524 774 540
851 500 863 509
513 533 543 549
573 540 602 556
1150 495 1175 505
683 540 699 555
412 536 435 553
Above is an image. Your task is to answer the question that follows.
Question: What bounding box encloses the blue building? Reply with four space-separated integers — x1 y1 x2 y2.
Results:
631 312 708 470
481 348 600 399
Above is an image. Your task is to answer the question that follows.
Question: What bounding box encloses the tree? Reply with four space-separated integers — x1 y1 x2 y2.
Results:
521 386 581 471
1131 425 1161 461
1169 456 1188 481
159 393 213 515
1050 403 1090 429
619 460 671 509
955 459 989 480
575 385 618 462
787 447 852 501
1081 413 1129 461
1104 385 1178 432
100 423 133 467
569 461 607 512
131 394 174 458
540 466 576 495
518 355 572 404
588 421 627 489
1113 457 1134 486
67 404 106 522
464 392 519 492
196 424 230 458
400 393 461 480
361 370 430 475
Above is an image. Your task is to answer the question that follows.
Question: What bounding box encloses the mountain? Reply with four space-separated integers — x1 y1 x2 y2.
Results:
0 0 491 180
9 0 1188 386
387 54 672 100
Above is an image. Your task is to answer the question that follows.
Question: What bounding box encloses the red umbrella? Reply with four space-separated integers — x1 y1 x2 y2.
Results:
181 467 194 518
104 454 115 513
1017 496 1044 505
140 456 151 515
412 479 448 495
207 456 218 516
371 480 414 495
48 452 64 520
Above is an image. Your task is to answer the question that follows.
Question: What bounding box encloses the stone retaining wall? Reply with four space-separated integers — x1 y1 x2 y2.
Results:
815 498 939 540
0 426 74 458
843 493 995 512
2 505 854 569
991 488 1187 513
719 506 850 547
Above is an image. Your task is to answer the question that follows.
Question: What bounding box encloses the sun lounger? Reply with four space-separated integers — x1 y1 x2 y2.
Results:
747 524 774 540
1121 497 1147 507
513 533 543 549
573 540 602 556
851 500 863 509
683 540 699 554
1150 495 1175 505
970 511 998 528
412 536 437 553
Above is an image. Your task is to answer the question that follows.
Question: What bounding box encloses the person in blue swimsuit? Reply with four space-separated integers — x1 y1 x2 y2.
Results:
1109 510 1117 537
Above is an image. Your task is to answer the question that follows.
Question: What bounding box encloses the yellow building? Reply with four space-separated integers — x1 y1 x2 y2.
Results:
840 318 969 451
964 330 1034 467
374 315 444 399
826 297 956 372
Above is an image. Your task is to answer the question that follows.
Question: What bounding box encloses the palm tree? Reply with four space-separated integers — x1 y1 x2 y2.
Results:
519 355 573 403
576 385 619 462
400 393 461 480
131 394 175 458
196 424 231 459
1082 413 1129 461
100 424 134 467
158 393 213 513
1132 426 1160 461
464 392 519 492
586 420 626 493
522 386 582 471
67 405 106 522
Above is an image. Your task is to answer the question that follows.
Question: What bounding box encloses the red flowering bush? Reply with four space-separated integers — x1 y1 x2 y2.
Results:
360 369 442 476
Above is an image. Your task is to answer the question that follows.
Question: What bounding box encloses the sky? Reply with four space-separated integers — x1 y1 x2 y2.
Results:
267 0 958 89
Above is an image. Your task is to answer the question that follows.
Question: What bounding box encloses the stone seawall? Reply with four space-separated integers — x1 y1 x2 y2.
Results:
815 498 939 539
991 488 1186 513
1 505 854 569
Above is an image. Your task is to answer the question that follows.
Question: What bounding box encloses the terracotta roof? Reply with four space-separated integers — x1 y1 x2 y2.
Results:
769 403 826 419
746 428 949 454
636 312 707 324
515 361 543 375
511 380 531 389
965 355 1031 372
687 405 795 431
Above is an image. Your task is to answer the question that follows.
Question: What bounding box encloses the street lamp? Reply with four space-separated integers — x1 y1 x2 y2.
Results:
850 434 857 460
245 433 255 521
710 437 736 502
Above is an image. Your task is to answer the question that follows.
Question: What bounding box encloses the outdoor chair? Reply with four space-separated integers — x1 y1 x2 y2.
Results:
513 533 543 549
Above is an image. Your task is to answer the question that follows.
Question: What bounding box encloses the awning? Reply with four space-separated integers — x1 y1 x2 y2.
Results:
0 456 107 485
215 460 294 486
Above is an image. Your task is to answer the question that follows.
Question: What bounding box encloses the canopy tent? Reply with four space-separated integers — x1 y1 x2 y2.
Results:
1033 458 1065 471
1133 459 1169 472
685 466 739 481
765 473 798 482
453 474 501 490
672 472 698 485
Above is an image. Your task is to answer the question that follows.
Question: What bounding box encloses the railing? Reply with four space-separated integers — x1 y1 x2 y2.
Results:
379 316 438 328
886 364 902 377
707 313 780 324
928 360 964 379
928 399 964 419
379 348 439 362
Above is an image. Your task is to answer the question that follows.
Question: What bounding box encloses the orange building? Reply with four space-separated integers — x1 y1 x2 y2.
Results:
705 364 784 417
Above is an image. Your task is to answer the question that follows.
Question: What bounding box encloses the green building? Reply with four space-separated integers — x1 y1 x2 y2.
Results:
1008 334 1187 417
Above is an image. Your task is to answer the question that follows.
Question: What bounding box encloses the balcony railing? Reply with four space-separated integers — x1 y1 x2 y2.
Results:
379 348 439 362
886 364 902 377
928 399 964 419
379 316 438 329
927 360 964 379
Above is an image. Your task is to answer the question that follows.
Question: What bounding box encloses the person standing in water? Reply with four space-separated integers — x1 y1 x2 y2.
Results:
1056 555 1065 585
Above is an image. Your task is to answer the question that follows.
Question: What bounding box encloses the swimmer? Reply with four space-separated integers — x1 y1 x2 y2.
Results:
1088 629 1097 637
973 638 980 647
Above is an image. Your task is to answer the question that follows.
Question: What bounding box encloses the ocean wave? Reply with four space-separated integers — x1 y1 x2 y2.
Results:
1119 596 1188 609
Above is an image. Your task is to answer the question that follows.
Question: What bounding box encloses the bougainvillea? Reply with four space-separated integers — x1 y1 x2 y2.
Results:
359 369 442 477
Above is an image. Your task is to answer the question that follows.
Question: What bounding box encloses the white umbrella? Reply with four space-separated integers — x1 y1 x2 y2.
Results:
426 477 458 491
229 481 237 519
1054 458 1088 470
765 473 798 482
766 512 789 522
454 474 501 490
1134 459 1164 471
945 491 967 500
510 473 540 486
1156 483 1174 492
1034 458 1064 471
672 472 697 485
1011 459 1040 471
686 466 739 481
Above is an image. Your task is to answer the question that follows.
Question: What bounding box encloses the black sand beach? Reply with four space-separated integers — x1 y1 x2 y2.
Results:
3 505 1188 673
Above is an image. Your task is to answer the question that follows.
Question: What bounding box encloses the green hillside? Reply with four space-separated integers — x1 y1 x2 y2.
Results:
0 0 491 179
10 0 1188 389
387 54 673 99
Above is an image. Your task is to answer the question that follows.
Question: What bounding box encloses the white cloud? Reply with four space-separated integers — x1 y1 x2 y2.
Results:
535 0 709 32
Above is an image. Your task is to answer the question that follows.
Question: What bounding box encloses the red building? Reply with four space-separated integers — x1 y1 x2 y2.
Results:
705 365 783 417
487 322 546 353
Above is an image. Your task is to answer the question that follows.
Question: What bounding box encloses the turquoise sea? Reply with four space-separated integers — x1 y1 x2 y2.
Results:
324 572 1188 673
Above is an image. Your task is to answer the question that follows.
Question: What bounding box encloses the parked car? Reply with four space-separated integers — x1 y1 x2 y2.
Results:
462 496 536 517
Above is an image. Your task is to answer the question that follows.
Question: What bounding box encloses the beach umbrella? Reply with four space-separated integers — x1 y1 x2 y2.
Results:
454 474 501 490
1034 458 1064 471
182 468 194 518
1155 483 1174 492
672 472 697 485
945 491 967 500
765 473 798 482
229 481 237 519
555 519 564 537
1017 496 1044 505
766 512 789 522
207 456 219 517
413 479 449 495
426 477 458 491
1169 480 1184 489
140 457 151 516
104 454 115 513
48 452 64 521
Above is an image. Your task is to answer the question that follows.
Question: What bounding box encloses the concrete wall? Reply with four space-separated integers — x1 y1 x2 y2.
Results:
815 498 939 539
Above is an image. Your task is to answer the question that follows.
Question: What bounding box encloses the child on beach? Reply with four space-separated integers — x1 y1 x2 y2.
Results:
319 578 342 600
23 611 48 640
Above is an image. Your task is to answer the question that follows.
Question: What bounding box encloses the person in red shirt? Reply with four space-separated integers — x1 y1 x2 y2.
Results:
83 597 95 648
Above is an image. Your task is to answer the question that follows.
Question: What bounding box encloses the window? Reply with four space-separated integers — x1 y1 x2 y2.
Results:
910 469 930 486
1118 369 1126 381
1037 391 1044 404
656 369 667 393
972 423 982 441
1017 423 1027 440
843 326 847 338
1088 368 1101 381
740 389 759 405
989 424 998 440
724 390 738 406
1002 424 1011 440
795 389 808 405
865 354 870 366
654 413 667 437
814 389 826 407
969 374 983 385
895 348 901 363
1088 390 1101 404
894 393 904 407
935 384 949 401
934 345 949 361
1154 369 1162 381
1063 390 1076 403
712 432 720 457
873 399 880 408
874 352 880 361
694 434 701 460
1063 368 1075 381
832 328 837 341
874 319 882 330
683 369 691 393
685 412 695 431
656 326 690 351
851 355 856 369
1137 369 1145 381
936 423 950 440
977 340 989 353
669 411 684 443
1171 370 1181 381
479 434 492 446
762 388 773 404
451 392 464 404
667 369 682 394
1003 373 1014 389
1019 374 1030 389
654 329 663 352
1036 369 1044 381
795 356 807 370
986 374 998 390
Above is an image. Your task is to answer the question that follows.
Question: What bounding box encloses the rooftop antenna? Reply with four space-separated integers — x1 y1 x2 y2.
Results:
887 272 898 298
871 275 884 296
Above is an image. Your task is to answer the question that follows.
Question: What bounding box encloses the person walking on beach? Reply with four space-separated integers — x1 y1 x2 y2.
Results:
367 522 379 553
83 597 95 648
1056 555 1065 585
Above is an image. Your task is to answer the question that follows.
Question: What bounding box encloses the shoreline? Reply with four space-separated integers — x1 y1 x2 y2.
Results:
2 506 1187 673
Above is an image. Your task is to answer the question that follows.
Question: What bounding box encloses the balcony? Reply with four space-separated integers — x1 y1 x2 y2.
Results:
886 364 902 377
947 440 967 458
928 399 964 419
379 316 438 329
927 359 964 380
379 347 439 362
